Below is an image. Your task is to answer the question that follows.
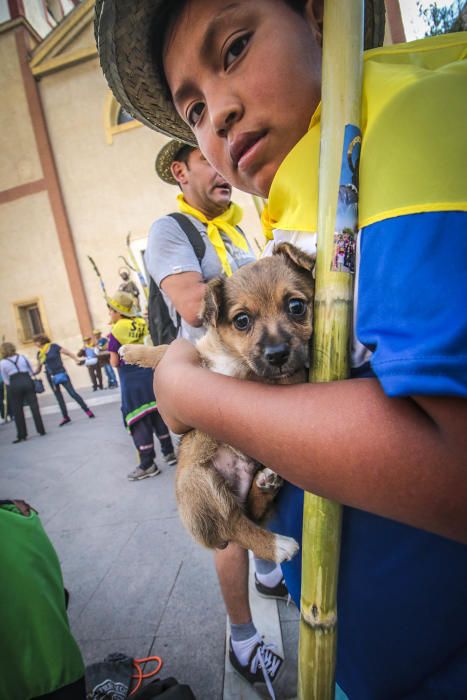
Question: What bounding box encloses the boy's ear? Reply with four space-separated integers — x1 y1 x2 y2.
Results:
200 278 224 327
304 0 324 46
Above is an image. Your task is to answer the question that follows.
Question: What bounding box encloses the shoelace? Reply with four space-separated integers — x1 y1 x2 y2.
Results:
250 642 282 700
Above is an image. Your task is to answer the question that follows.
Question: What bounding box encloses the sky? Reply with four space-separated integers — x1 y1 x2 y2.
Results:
399 0 459 40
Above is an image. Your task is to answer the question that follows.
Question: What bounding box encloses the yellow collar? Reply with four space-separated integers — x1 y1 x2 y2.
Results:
177 194 246 276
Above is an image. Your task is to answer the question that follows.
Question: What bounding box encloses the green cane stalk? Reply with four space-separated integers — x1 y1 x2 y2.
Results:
298 2 364 697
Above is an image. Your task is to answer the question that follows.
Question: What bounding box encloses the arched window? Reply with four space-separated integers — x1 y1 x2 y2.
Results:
104 93 142 144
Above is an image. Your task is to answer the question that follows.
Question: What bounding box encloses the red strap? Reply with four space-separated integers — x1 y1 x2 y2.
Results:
129 655 163 696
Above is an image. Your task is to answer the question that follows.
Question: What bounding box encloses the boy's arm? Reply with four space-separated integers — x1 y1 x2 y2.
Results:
109 351 120 368
154 340 467 544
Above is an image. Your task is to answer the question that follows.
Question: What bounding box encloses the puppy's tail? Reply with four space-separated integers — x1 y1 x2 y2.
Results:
231 513 299 564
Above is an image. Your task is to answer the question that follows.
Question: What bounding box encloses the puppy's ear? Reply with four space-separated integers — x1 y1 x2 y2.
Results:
200 277 224 327
273 242 316 274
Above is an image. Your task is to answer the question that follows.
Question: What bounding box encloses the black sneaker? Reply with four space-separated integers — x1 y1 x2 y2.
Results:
254 574 290 602
164 452 177 467
229 638 296 700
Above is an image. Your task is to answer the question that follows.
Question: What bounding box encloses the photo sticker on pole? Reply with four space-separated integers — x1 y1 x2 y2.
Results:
331 124 361 273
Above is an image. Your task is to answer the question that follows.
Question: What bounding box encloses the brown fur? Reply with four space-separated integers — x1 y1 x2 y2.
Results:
121 243 315 562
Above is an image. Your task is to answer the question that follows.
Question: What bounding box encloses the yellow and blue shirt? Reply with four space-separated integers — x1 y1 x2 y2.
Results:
266 33 467 699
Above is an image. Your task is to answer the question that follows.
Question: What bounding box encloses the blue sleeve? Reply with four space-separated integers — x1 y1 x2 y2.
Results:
356 211 467 397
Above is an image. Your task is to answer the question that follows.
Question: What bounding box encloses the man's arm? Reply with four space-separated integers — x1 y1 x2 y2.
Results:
145 216 207 326
160 271 206 327
154 340 467 544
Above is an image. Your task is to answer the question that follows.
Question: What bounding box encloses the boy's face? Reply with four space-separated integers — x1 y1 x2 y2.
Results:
164 0 322 198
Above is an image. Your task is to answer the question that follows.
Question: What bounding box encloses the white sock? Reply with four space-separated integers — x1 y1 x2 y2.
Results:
231 633 261 666
255 564 283 588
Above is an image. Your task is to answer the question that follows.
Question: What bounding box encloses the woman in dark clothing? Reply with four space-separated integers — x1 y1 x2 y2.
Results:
0 341 45 443
33 334 95 425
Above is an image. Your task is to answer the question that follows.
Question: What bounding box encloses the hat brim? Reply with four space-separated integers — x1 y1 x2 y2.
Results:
95 0 386 143
155 139 193 185
106 297 137 318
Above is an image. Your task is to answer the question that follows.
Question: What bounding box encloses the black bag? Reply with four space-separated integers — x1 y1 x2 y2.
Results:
33 378 45 394
148 213 205 346
132 677 197 700
85 652 134 699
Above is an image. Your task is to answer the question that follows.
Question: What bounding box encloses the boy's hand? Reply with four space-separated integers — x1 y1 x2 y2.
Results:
153 339 201 434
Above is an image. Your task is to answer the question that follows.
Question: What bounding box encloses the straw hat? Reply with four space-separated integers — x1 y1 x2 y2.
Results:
106 290 137 317
155 139 195 185
95 0 386 144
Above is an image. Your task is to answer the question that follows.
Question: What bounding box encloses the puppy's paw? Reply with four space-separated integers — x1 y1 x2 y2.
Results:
274 534 299 563
255 468 283 493
119 344 157 368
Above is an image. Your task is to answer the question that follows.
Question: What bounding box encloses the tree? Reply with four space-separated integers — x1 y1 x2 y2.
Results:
417 1 466 36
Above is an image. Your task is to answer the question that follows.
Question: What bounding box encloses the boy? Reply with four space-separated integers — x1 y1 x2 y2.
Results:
107 291 176 479
96 2 467 697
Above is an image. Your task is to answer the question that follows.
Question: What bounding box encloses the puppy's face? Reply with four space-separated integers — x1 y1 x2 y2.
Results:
202 243 315 380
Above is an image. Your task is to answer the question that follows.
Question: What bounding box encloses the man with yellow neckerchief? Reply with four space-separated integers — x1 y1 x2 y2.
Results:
146 140 255 343
145 141 297 696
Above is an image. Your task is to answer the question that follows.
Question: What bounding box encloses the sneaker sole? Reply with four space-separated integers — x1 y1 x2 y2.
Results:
254 589 289 601
128 469 161 481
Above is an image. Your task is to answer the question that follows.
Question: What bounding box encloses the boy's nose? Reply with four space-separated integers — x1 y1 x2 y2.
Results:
211 98 243 137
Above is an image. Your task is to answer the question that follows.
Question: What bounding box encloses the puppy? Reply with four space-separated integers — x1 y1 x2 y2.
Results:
121 243 315 563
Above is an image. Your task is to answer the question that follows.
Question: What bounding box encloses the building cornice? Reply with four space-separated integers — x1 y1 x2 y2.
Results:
0 16 42 42
30 0 96 77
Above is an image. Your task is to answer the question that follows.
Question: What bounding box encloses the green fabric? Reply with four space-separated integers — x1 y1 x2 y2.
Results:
0 504 84 700
125 400 157 426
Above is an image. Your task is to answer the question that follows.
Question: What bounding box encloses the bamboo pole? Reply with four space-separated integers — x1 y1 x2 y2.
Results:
298 2 364 698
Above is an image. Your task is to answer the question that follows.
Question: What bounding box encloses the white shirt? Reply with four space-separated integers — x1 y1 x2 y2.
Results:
0 354 33 385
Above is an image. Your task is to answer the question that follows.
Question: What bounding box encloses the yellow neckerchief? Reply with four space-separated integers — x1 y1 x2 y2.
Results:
177 194 247 276
38 343 51 363
262 32 467 239
111 317 148 346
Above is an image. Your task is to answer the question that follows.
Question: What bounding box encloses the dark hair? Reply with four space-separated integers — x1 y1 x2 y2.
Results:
149 0 307 100
173 143 194 166
33 333 50 345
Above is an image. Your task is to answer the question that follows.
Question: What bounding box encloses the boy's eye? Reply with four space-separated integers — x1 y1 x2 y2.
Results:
287 299 306 317
233 312 251 331
187 101 205 127
224 33 251 69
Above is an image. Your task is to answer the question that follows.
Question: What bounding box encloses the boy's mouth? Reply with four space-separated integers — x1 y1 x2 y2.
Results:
229 129 268 171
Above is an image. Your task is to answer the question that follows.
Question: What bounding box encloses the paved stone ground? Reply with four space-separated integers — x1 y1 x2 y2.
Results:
0 387 299 699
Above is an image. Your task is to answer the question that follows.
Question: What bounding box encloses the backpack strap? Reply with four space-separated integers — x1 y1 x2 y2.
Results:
167 213 206 264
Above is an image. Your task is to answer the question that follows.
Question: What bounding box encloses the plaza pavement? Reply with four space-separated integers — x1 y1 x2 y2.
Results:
0 386 299 699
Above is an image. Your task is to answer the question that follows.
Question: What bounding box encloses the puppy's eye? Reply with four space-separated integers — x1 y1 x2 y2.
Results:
288 298 306 317
233 313 251 331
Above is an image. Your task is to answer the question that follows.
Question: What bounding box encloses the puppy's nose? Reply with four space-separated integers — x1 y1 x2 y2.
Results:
264 343 290 367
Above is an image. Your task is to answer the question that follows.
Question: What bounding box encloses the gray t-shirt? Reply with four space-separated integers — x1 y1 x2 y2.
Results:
145 213 256 343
